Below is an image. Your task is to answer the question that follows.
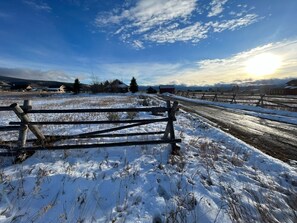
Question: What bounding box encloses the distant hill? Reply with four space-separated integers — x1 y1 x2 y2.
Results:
0 75 74 88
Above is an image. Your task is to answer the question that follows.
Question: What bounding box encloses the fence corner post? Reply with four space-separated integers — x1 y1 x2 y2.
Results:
163 101 180 155
10 101 45 146
17 100 32 148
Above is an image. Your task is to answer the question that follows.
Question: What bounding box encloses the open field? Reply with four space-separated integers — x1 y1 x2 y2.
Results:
0 93 297 223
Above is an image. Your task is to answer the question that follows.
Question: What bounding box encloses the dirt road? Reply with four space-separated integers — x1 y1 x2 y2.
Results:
159 95 297 163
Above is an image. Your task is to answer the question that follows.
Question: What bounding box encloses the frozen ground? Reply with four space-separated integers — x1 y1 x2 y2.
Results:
0 93 296 223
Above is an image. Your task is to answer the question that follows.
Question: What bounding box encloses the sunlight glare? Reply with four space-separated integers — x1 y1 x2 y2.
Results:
245 53 282 76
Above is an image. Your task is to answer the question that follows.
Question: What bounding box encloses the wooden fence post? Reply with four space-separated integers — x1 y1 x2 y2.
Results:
230 94 237 104
201 93 205 100
256 95 265 107
163 101 180 155
17 100 32 147
10 102 46 144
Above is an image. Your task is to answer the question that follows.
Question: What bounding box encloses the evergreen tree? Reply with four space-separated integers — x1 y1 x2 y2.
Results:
129 77 138 93
103 80 110 92
73 78 80 94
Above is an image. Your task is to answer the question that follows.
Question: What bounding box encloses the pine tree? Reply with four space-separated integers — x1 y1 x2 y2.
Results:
129 77 138 93
73 78 80 94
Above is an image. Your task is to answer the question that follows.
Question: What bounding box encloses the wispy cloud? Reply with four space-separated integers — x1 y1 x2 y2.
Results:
23 0 52 12
210 14 259 32
144 14 259 43
95 0 260 48
145 22 209 43
208 0 228 17
95 0 196 31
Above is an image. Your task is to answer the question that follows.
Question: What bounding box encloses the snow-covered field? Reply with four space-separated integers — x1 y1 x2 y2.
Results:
0 94 296 223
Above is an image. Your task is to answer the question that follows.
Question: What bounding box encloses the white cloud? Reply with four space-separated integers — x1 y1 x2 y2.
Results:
132 40 145 49
23 0 52 12
95 0 196 32
210 14 259 32
144 13 259 43
95 0 260 48
208 0 228 17
145 22 209 43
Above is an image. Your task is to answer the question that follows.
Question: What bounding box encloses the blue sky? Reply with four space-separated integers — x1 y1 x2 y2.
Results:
0 0 297 85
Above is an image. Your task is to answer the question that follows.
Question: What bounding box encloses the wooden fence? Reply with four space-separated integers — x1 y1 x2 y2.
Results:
0 100 181 157
176 91 297 111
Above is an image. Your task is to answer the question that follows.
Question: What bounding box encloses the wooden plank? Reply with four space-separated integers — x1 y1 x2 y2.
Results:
0 105 34 111
11 139 182 152
0 106 11 111
30 131 166 142
263 99 294 108
0 126 20 131
266 95 297 100
74 121 160 137
26 107 169 114
266 101 297 104
10 118 171 125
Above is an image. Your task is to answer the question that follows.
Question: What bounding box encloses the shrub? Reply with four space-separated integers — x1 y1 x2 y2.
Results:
107 112 120 121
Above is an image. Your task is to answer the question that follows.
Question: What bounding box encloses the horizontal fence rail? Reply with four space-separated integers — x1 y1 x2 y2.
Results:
24 107 169 113
9 118 173 125
0 106 12 111
176 91 297 111
0 100 181 158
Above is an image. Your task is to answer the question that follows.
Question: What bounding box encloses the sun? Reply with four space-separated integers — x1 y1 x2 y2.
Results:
245 53 282 77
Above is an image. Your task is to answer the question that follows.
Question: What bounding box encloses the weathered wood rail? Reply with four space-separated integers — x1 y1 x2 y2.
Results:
176 91 297 111
0 100 181 157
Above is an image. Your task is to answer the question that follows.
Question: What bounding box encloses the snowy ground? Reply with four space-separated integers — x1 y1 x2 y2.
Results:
0 93 296 223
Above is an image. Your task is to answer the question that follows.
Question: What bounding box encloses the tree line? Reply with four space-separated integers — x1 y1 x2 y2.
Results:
73 77 139 94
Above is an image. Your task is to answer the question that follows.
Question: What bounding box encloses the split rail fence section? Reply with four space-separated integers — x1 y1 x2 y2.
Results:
0 100 181 157
176 91 297 111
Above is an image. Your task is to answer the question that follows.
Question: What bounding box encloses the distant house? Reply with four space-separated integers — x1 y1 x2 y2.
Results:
284 79 297 95
45 85 66 93
107 79 128 93
26 83 43 91
0 81 11 91
159 85 175 94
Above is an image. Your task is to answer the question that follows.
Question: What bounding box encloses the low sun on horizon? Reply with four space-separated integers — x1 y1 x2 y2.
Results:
245 53 282 77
